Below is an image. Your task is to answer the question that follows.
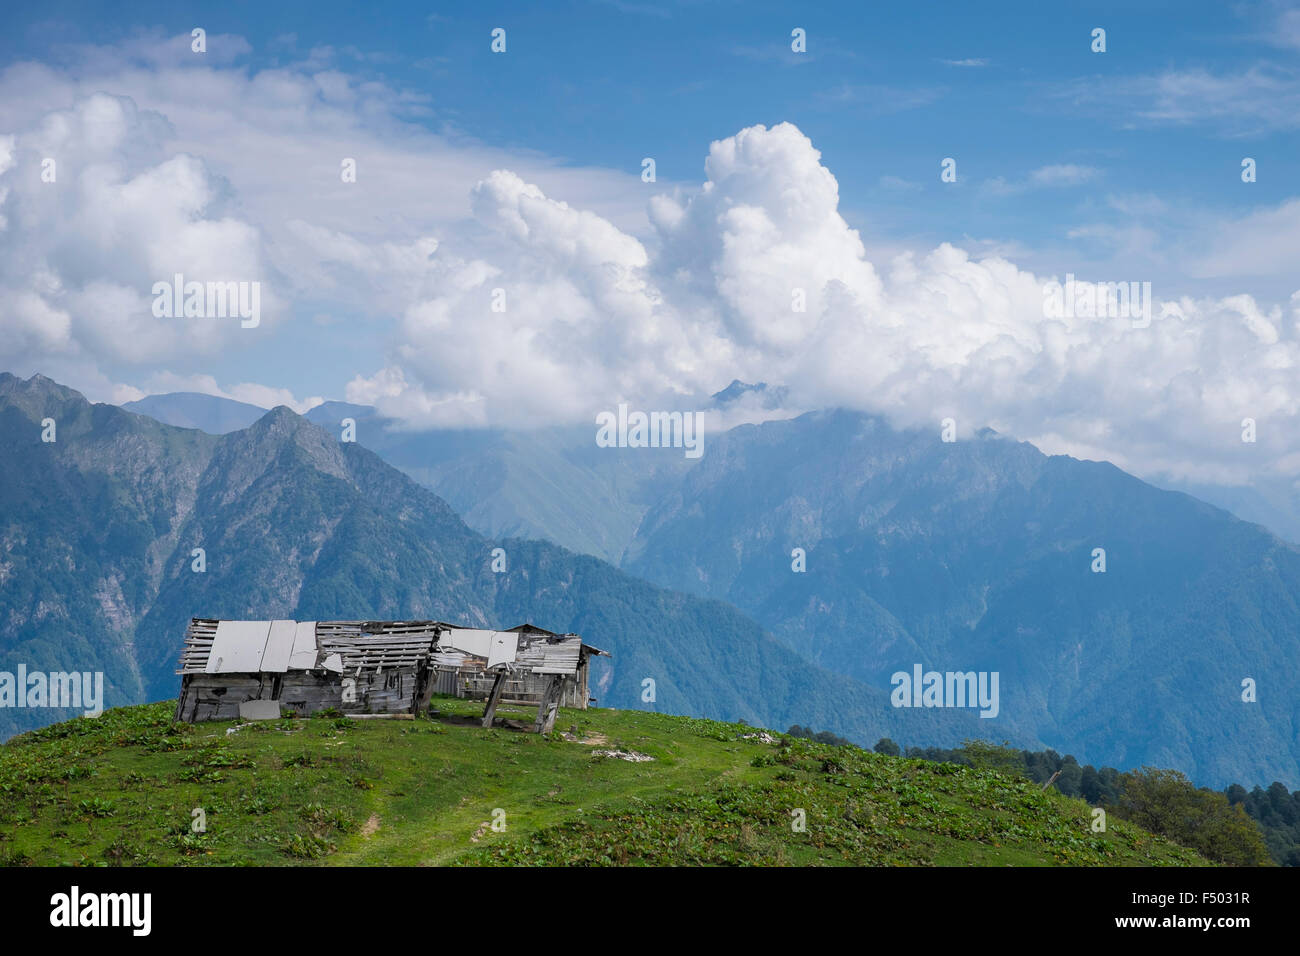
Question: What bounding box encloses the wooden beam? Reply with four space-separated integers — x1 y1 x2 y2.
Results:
532 675 562 734
481 671 508 728
413 666 437 715
346 713 414 720
544 677 575 732
540 699 560 735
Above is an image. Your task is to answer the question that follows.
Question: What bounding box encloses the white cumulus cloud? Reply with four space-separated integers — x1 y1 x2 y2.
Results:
348 122 1300 486
2 37 1299 492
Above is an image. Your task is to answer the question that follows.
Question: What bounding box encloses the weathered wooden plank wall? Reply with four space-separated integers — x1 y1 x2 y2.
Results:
450 663 591 709
176 666 428 719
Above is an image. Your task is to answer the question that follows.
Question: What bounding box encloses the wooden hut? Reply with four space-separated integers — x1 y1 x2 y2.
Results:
431 624 609 732
174 619 444 721
174 618 608 732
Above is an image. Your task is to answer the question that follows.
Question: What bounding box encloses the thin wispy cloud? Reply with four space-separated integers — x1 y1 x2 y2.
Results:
983 164 1100 196
814 83 945 114
1262 6 1300 50
878 175 923 192
1029 164 1099 186
1054 65 1300 135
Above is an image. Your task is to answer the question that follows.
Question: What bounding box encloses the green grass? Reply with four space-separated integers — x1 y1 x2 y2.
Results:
0 697 1209 867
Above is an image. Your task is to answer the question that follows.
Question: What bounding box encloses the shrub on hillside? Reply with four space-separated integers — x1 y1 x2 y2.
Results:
1114 767 1272 866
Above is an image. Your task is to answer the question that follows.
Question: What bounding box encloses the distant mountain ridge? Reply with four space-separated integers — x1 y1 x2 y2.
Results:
114 390 689 563
105 382 1300 786
118 387 1300 555
0 372 989 752
619 408 1300 788
711 379 789 409
122 391 269 434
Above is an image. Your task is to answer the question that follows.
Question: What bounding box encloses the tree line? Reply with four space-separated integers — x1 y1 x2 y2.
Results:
787 726 1291 866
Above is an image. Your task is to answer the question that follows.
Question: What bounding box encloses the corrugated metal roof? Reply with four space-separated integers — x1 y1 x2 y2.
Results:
439 627 495 658
177 618 606 676
288 621 318 670
206 621 273 674
259 619 296 672
506 623 564 638
486 631 519 668
516 637 584 675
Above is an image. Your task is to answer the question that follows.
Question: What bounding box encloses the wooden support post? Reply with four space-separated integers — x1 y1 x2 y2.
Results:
540 699 560 735
481 671 507 728
551 676 575 732
412 667 436 716
534 675 568 734
532 675 557 734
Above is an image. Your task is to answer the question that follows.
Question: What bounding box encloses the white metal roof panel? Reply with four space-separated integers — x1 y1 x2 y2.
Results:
206 620 272 674
288 621 319 670
440 627 494 658
259 619 297 672
486 631 520 669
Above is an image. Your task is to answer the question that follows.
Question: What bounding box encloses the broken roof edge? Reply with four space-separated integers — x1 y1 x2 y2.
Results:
178 618 611 671
188 617 591 637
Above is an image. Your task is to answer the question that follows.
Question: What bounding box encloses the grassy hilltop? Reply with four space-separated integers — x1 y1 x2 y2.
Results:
0 698 1207 867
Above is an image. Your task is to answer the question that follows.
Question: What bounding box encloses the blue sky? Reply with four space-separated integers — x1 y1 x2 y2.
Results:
1 1 1300 487
6 0 1296 276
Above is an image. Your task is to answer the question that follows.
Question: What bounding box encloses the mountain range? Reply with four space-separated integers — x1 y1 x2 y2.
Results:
621 409 1300 787
0 372 987 753
99 382 1300 787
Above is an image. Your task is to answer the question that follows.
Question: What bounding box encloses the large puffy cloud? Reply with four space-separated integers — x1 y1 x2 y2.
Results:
0 91 279 375
348 168 707 427
351 121 1300 486
2 34 1299 487
349 124 890 427
0 31 650 405
649 122 883 352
